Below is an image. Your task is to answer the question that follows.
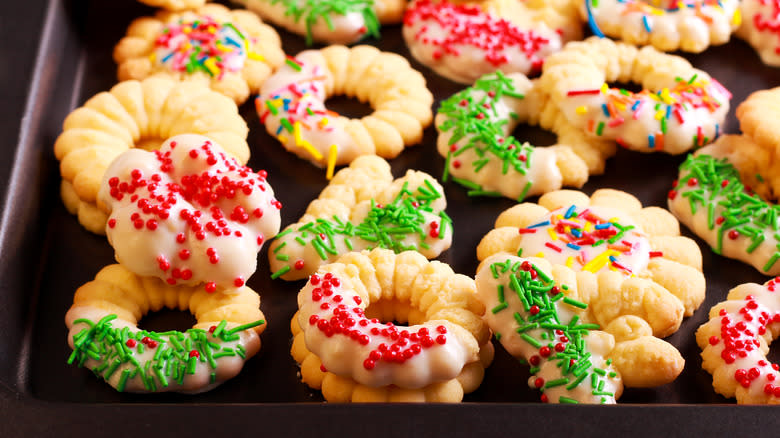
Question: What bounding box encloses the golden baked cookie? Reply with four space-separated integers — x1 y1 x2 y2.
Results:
113 4 284 105
477 189 706 319
737 86 780 158
477 254 685 403
540 36 731 155
436 72 615 202
136 0 206 11
54 76 249 234
290 248 493 402
268 156 452 281
65 264 266 393
256 45 433 169
697 278 780 404
668 137 780 276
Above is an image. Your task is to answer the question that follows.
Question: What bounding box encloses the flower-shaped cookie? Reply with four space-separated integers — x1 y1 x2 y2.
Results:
114 4 285 104
97 134 282 293
477 189 706 320
269 155 452 280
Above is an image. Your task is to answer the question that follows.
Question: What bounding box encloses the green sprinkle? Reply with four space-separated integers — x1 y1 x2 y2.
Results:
271 265 291 279
562 297 588 309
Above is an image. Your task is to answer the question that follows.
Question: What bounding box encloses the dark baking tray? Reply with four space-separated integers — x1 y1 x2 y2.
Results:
5 0 780 435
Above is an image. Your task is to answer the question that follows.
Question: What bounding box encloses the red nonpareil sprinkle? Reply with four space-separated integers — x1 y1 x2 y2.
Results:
294 259 305 270
404 0 553 69
205 282 216 293
668 189 677 200
126 339 137 348
189 350 200 358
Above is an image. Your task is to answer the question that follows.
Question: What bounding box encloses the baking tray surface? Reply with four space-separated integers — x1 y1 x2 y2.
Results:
4 0 780 435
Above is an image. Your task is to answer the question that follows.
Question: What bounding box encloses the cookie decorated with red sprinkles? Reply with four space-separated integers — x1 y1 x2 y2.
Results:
290 248 493 402
697 277 780 403
402 0 565 84
97 134 282 293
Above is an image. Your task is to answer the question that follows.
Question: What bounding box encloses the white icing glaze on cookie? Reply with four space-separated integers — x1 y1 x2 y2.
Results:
402 0 561 84
698 278 780 403
297 272 477 389
558 74 731 154
476 254 622 404
97 134 282 292
586 0 740 53
518 205 651 276
258 52 362 167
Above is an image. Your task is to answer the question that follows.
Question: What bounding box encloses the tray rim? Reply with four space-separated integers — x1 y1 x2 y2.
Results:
3 0 780 435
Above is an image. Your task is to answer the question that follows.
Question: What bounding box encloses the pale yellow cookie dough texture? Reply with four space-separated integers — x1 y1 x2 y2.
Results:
291 248 494 402
136 0 206 11
114 4 285 104
55 75 249 235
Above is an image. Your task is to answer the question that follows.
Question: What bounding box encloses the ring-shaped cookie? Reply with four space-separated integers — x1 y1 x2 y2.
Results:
65 264 266 393
668 138 780 276
269 156 452 281
583 0 741 53
436 72 617 202
477 189 706 321
257 45 433 168
113 4 285 105
737 0 780 67
98 134 282 292
291 248 493 402
237 0 404 45
136 0 205 11
55 76 249 235
477 254 685 402
540 36 731 154
402 0 572 84
697 278 780 403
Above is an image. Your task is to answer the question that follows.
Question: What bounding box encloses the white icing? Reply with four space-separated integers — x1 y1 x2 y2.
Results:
97 134 281 291
154 19 248 75
557 75 731 155
402 0 561 84
258 52 362 167
737 0 780 66
296 273 476 389
518 205 651 276
587 0 740 52
476 254 622 404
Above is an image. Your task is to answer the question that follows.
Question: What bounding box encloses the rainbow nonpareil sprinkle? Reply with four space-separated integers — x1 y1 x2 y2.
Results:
154 17 261 78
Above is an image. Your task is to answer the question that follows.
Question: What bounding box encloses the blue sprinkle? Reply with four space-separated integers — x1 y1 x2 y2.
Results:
631 100 641 111
225 36 242 48
161 52 175 64
666 105 672 120
585 0 606 38
642 15 651 33
567 243 581 251
609 256 618 262
601 103 610 118
565 205 577 219
275 125 283 135
715 123 720 139
594 223 611 230
648 135 655 149
571 229 582 238
528 221 551 229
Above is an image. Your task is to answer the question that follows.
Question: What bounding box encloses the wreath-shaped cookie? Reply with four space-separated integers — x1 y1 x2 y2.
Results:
268 156 451 280
291 248 493 402
114 4 285 104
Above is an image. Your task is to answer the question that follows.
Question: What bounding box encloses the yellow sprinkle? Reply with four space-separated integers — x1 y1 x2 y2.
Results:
615 102 626 112
318 118 329 129
584 222 593 233
535 252 545 258
563 226 571 235
248 50 265 61
659 88 676 105
576 106 587 115
566 256 574 268
207 26 216 34
547 228 558 241
732 9 741 26
654 110 664 120
326 144 338 180
183 27 191 33
204 58 219 76
294 121 324 160
278 135 288 143
600 83 609 94
581 250 618 273
148 53 156 63
215 43 233 52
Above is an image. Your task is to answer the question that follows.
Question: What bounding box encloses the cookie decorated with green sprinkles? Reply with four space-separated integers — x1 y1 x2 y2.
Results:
476 254 623 404
435 71 591 202
268 156 453 281
238 0 388 45
669 138 780 276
